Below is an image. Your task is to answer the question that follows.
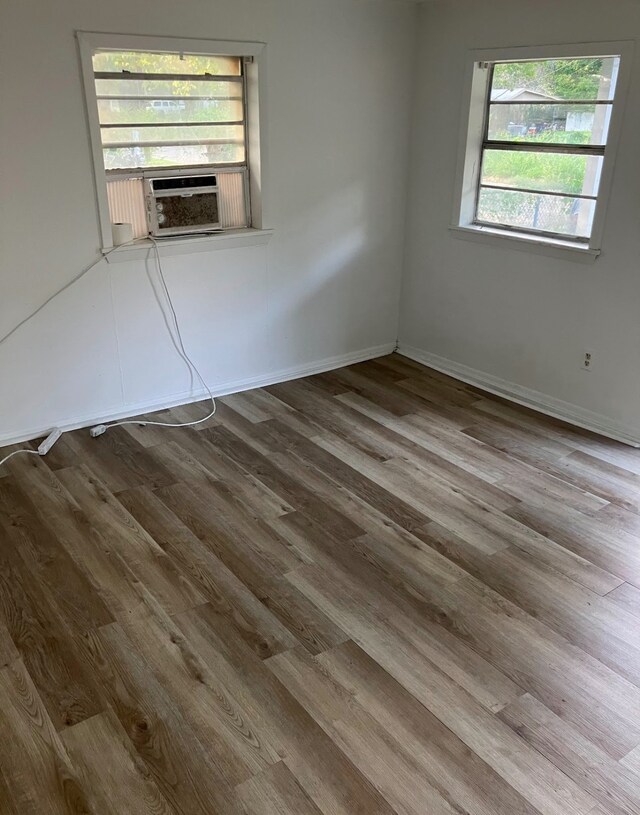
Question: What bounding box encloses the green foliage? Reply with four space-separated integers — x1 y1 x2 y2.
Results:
99 102 240 127
492 58 609 100
551 59 606 100
480 56 609 237
93 51 240 76
483 135 592 195
94 51 244 170
505 130 591 146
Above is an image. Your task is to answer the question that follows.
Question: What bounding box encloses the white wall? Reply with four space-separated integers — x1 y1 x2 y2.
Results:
399 0 640 443
0 0 416 444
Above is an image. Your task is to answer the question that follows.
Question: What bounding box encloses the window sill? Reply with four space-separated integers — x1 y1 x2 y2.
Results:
104 228 274 264
449 224 600 264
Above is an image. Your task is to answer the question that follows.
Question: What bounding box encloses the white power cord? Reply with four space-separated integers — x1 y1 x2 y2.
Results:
0 241 142 470
0 241 138 348
0 449 41 468
0 235 216 470
0 428 62 469
89 236 216 438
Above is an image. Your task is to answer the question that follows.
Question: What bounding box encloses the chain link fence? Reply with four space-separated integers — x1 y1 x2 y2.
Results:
477 187 589 236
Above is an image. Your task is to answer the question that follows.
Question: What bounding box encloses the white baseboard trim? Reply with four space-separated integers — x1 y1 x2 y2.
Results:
1 342 396 448
397 344 640 448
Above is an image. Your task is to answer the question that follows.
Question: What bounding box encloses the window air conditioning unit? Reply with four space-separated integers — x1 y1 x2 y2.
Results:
144 175 221 236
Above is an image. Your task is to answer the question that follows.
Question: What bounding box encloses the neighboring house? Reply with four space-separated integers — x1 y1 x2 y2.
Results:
490 87 567 135
490 87 559 102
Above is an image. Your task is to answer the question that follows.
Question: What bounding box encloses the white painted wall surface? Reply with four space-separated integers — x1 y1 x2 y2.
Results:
399 0 640 442
0 0 416 443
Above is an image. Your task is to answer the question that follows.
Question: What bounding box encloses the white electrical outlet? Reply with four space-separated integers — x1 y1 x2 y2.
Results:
582 350 594 372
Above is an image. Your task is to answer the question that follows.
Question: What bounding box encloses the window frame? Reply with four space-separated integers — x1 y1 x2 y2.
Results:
452 41 634 257
77 32 269 251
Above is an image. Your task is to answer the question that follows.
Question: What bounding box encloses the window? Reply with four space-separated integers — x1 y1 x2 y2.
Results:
454 44 631 253
78 33 266 249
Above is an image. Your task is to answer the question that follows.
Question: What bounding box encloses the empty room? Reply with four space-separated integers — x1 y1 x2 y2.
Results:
1 0 640 812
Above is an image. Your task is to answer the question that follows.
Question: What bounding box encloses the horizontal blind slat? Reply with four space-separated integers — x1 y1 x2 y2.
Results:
218 171 247 228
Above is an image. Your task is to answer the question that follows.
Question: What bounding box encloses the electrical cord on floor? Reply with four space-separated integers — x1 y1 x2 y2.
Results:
88 236 216 438
0 238 143 470
0 449 41 468
0 235 216 470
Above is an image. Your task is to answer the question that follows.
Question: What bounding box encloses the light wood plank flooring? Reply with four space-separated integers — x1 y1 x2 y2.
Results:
1 353 640 814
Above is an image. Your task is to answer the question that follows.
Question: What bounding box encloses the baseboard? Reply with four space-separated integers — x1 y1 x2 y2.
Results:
0 342 396 448
397 343 640 448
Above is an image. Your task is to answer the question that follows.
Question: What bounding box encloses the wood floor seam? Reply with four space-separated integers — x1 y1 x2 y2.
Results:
1 353 639 814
